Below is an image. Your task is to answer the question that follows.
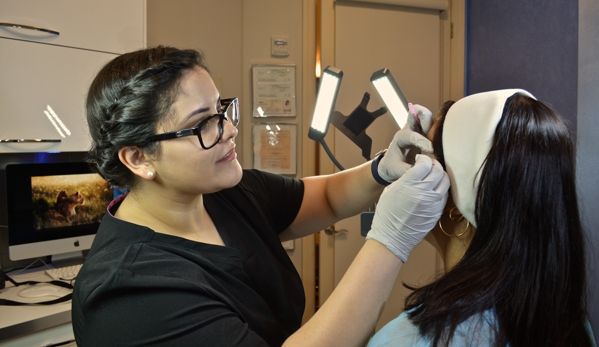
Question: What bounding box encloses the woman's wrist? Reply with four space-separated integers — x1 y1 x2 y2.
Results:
371 149 391 186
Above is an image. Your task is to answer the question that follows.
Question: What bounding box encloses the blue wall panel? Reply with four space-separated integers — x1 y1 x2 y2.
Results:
466 1 578 132
466 1 599 340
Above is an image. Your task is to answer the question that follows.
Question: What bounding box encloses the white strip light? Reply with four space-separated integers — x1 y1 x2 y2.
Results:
309 66 343 141
371 69 409 127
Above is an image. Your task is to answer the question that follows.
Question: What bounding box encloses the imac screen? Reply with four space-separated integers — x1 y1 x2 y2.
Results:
5 160 116 262
31 173 110 230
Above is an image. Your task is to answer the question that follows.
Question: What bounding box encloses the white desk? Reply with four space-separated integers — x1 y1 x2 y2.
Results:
0 269 75 346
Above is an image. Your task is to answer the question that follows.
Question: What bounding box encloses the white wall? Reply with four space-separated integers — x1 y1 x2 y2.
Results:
240 0 305 172
147 0 243 154
241 0 305 273
147 0 306 272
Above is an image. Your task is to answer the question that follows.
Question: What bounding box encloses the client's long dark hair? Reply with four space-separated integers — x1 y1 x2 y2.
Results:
405 94 592 346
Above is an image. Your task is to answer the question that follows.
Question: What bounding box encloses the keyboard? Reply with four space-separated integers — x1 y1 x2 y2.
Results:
45 263 83 280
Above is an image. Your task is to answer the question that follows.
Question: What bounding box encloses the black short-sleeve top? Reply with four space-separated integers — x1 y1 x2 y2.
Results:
72 169 305 347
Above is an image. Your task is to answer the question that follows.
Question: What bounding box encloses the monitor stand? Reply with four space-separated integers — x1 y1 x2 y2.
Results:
51 251 86 268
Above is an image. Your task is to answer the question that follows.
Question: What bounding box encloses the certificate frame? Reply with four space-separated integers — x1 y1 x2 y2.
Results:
252 64 296 118
252 123 297 175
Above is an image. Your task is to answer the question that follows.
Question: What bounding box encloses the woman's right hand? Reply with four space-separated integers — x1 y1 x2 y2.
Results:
366 155 449 262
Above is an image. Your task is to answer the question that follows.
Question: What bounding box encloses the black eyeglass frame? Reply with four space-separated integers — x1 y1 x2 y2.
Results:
149 98 239 150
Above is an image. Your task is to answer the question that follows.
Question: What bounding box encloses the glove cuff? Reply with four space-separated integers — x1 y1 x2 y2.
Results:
371 150 391 186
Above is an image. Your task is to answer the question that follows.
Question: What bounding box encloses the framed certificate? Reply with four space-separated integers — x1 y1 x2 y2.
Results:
252 65 296 118
252 123 297 175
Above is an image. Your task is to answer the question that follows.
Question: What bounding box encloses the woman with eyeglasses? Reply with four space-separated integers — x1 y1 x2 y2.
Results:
72 46 449 347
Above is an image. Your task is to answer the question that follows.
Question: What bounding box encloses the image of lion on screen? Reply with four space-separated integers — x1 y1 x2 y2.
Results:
31 173 112 230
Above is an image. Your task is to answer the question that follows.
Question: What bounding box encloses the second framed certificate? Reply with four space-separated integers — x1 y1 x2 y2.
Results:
252 123 297 175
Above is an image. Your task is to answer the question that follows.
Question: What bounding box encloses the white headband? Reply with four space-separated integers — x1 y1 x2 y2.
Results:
443 89 535 228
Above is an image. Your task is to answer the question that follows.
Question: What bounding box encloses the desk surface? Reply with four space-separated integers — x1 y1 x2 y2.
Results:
0 268 72 342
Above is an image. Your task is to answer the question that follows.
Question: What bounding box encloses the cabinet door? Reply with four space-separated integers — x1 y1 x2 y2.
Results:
0 0 145 54
0 38 116 153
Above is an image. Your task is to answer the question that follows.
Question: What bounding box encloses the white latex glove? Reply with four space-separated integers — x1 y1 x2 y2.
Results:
407 103 433 135
376 104 435 183
366 155 450 262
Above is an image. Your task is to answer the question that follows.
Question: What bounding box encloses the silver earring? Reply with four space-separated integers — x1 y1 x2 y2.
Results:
147 171 154 178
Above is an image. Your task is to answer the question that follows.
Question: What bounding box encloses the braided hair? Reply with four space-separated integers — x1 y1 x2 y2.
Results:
86 46 208 188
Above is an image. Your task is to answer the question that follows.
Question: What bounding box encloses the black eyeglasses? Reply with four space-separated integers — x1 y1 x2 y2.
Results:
150 98 239 150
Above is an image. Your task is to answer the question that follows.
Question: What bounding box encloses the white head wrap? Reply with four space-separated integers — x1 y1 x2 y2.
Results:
443 89 535 228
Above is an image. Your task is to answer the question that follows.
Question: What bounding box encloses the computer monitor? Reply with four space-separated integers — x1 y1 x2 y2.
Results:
0 152 119 268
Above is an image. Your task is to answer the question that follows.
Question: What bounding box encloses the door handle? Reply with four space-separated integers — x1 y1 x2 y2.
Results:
0 139 61 143
324 225 348 235
0 22 59 36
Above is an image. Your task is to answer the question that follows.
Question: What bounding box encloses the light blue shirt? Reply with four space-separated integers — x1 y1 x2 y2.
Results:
368 310 597 347
368 309 498 347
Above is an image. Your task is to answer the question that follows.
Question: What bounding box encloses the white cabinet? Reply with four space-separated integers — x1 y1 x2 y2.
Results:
0 0 145 54
0 39 117 152
0 0 146 153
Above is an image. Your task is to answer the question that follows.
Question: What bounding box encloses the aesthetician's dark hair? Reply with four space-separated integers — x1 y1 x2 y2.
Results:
86 46 208 188
405 94 592 346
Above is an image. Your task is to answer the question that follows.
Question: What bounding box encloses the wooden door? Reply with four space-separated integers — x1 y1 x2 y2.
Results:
317 0 461 329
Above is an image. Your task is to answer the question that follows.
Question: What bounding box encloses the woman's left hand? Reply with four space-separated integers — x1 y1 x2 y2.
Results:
377 105 434 183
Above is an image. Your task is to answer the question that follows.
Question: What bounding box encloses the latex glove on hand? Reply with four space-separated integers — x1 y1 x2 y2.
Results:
366 155 449 262
407 103 433 135
376 104 435 183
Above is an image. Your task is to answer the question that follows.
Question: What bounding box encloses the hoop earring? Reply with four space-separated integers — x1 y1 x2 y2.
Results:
448 207 464 222
439 208 470 237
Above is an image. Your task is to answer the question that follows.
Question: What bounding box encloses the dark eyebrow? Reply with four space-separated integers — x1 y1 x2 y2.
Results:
179 97 221 127
180 106 211 126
